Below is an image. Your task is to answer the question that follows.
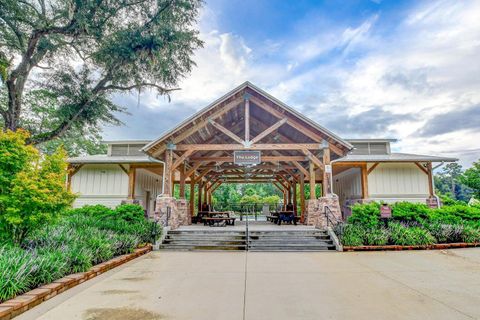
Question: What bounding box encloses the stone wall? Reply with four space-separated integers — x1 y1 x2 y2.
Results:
155 195 191 229
304 196 343 229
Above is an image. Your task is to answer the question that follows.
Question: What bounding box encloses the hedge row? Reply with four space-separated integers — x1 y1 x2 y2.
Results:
0 204 161 302
336 202 480 247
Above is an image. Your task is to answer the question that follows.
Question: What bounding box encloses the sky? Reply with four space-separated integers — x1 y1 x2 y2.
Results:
103 0 480 167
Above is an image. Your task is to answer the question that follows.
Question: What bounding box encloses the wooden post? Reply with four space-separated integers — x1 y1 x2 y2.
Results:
299 172 305 222
292 180 297 214
128 166 136 199
322 148 331 196
287 186 292 205
283 190 287 210
203 183 208 204
361 163 368 199
309 161 316 200
164 150 173 196
190 173 195 217
427 162 434 197
197 181 203 211
179 164 186 198
208 190 213 207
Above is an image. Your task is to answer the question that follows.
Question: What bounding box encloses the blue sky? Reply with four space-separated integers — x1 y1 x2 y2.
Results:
103 0 480 167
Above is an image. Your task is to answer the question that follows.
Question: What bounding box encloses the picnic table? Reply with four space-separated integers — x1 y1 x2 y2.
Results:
267 211 298 225
202 212 236 227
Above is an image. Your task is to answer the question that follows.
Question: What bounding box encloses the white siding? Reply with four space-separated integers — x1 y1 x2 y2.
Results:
333 168 362 203
133 168 163 214
368 162 429 203
71 164 129 208
71 165 163 213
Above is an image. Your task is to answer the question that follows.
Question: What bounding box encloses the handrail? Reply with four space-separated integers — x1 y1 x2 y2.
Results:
324 205 341 228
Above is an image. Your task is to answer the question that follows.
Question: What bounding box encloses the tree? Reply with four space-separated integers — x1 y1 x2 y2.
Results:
0 0 202 144
0 130 75 244
434 163 472 202
460 160 480 200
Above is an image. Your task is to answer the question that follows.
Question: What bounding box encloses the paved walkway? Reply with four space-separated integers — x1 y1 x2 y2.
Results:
18 249 480 320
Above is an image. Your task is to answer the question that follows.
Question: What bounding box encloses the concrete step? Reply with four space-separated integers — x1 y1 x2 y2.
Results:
159 244 246 251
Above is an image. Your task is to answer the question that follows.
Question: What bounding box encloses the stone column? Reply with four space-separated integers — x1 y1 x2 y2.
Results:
304 196 342 229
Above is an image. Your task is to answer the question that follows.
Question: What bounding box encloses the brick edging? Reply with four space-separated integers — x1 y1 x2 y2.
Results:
343 242 480 252
0 245 152 320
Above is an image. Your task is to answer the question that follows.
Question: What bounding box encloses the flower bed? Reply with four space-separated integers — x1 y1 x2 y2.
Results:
335 202 480 249
0 245 152 320
0 204 161 304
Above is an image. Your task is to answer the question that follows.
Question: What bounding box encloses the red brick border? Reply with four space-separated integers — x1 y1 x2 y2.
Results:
0 245 152 320
344 242 480 252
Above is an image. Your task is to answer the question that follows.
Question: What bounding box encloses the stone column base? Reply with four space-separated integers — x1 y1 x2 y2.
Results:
155 195 179 229
304 196 342 229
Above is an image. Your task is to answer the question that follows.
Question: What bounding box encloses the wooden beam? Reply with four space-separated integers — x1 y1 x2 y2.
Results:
172 149 194 172
361 163 368 199
128 166 136 199
322 147 331 196
163 150 173 196
209 119 245 145
118 164 128 175
185 161 204 178
190 156 307 162
250 118 288 144
197 181 203 211
179 164 186 198
211 181 223 193
250 95 347 156
427 162 434 197
67 164 84 191
299 173 305 222
414 162 429 175
368 162 380 174
190 172 195 217
245 96 250 142
302 149 324 171
151 97 243 157
176 143 321 151
309 161 316 200
292 161 309 179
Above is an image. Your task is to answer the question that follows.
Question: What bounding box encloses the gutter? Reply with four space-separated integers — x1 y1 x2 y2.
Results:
147 156 166 195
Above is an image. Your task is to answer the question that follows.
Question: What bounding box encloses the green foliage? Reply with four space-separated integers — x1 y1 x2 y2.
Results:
67 204 114 217
425 222 463 243
391 202 431 222
262 195 282 206
0 206 160 302
388 223 436 246
338 224 364 246
461 225 480 243
364 228 389 246
460 160 480 199
430 205 480 223
1 0 203 145
114 204 146 223
0 130 75 244
347 202 380 228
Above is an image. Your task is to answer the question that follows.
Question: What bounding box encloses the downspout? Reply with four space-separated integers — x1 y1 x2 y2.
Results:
432 161 445 208
147 156 166 195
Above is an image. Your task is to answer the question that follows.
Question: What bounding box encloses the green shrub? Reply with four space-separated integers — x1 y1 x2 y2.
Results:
364 228 389 246
389 222 436 246
391 202 431 222
0 246 35 302
425 222 463 243
68 204 114 218
461 225 480 243
114 204 145 223
348 202 380 228
339 224 365 246
430 205 480 223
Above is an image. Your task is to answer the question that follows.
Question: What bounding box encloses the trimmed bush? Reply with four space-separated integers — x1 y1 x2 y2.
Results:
114 204 146 223
425 222 463 243
391 202 431 222
347 202 380 228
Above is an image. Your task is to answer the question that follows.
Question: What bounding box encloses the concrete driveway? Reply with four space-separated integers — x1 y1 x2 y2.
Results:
18 249 480 320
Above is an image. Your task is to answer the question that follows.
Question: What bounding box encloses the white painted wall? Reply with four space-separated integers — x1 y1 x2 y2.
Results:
333 168 362 218
71 164 162 213
367 162 430 203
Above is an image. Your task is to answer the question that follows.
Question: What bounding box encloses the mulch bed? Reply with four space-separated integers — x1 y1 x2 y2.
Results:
344 242 480 252
0 245 152 320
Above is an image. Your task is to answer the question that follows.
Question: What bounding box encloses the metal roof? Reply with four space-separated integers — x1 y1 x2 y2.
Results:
346 138 398 143
68 155 158 164
333 153 458 163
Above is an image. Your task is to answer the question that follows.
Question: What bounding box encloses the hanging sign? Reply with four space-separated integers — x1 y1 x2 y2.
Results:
234 151 261 166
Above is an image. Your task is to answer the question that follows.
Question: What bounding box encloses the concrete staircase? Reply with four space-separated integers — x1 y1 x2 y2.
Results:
160 229 336 251
160 230 247 250
248 230 335 251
